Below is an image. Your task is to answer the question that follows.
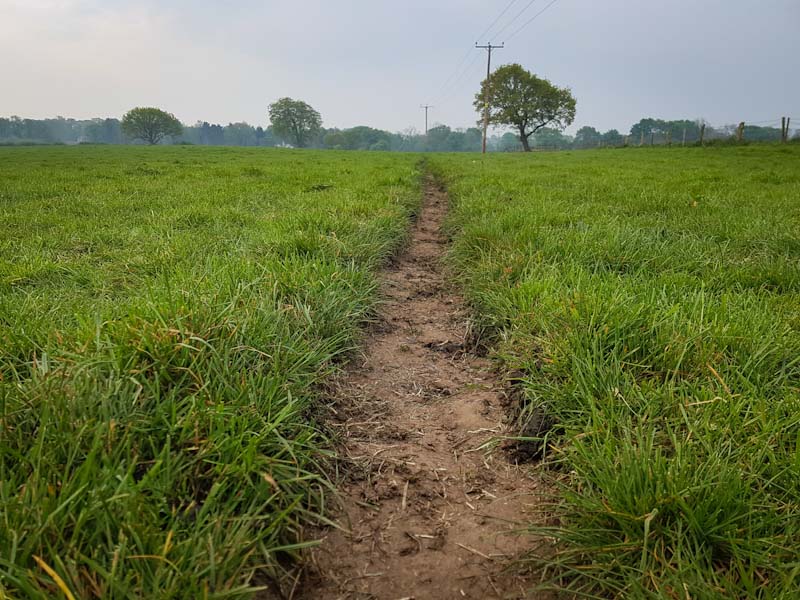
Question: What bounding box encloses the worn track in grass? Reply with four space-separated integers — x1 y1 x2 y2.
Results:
296 177 546 599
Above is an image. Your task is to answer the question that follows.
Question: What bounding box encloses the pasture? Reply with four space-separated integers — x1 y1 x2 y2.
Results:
430 145 800 597
2 143 800 598
0 146 419 597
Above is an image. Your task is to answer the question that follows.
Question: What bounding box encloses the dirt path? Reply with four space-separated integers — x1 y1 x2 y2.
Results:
297 177 545 599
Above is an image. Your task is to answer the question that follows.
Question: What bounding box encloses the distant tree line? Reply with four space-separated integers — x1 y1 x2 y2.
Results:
570 118 791 149
0 116 124 145
1 114 795 151
0 113 501 152
496 118 793 151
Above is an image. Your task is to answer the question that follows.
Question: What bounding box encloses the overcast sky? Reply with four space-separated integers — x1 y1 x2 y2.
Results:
2 0 798 134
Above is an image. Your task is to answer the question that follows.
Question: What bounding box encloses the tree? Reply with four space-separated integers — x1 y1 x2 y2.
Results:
255 126 278 147
86 118 123 144
207 123 225 145
630 118 705 145
474 64 576 152
532 127 573 150
268 98 322 148
426 125 453 151
121 107 182 145
601 129 624 147
496 132 522 152
325 126 392 151
223 122 257 146
574 126 602 149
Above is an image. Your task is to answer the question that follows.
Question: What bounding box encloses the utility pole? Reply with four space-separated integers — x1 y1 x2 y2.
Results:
420 105 434 135
476 42 503 154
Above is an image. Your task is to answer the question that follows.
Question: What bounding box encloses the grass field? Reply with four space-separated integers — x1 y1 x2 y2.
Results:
0 146 420 598
3 143 800 598
431 145 800 597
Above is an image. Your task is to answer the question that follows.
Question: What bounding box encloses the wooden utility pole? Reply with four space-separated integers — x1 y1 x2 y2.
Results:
476 42 503 154
420 105 434 135
781 117 791 143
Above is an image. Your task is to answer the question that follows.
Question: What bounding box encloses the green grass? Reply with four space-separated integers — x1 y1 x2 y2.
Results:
430 145 800 598
0 145 420 598
5 142 800 598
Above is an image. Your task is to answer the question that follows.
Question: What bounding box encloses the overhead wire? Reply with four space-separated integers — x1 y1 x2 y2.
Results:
434 52 483 105
491 0 541 41
428 47 474 103
431 0 525 106
505 0 562 42
475 0 520 43
428 0 564 114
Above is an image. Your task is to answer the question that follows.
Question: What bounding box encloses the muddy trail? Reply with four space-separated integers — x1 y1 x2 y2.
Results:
295 177 546 599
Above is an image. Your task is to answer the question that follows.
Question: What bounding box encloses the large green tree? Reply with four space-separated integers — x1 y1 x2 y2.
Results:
268 98 322 148
121 107 182 145
474 64 576 152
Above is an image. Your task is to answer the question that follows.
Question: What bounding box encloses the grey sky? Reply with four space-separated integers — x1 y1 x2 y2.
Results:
2 0 798 134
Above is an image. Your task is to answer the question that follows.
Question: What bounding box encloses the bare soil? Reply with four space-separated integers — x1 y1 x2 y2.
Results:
295 177 547 599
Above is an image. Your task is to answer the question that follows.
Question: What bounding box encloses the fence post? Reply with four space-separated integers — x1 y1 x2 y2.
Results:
699 123 706 145
788 118 792 143
650 132 655 146
737 122 745 142
667 130 672 147
682 127 686 146
640 131 644 146
782 117 786 143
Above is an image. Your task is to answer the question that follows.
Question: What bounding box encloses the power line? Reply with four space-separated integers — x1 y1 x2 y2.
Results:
426 0 562 134
428 0 527 106
432 51 483 105
435 52 484 105
492 0 541 41
475 0 520 43
505 0 562 42
430 47 474 102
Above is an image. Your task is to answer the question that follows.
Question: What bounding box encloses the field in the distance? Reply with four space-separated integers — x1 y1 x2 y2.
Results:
0 146 420 598
431 145 800 597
